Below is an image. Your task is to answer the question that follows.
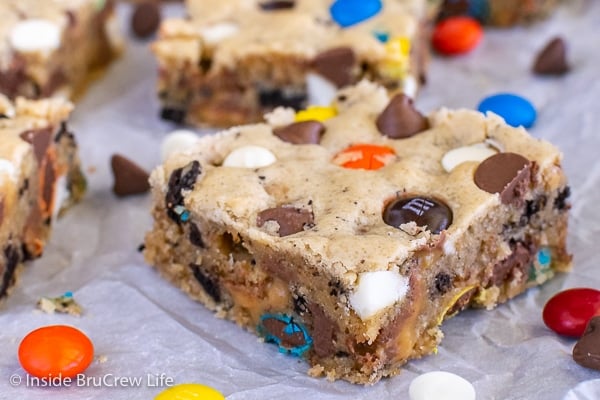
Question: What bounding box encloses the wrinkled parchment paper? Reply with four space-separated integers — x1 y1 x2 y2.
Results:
1 2 600 399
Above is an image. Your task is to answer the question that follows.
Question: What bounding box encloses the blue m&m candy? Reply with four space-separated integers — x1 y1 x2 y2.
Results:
330 0 382 28
477 93 537 128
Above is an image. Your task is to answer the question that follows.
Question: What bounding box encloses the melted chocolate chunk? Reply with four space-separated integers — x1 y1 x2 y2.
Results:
554 186 571 211
189 223 205 248
20 127 53 163
273 121 325 145
474 153 532 206
376 94 429 139
307 302 338 357
42 157 56 214
190 264 220 303
259 0 295 10
311 47 356 88
489 241 535 287
165 161 201 223
533 37 570 76
257 207 313 236
573 316 600 371
258 88 306 110
1 245 21 298
0 56 27 98
383 196 453 234
434 272 452 295
160 107 187 124
131 1 161 38
110 154 150 197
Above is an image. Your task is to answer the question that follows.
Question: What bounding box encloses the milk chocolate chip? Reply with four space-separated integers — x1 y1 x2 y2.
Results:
273 121 325 144
376 94 429 139
110 154 150 197
474 153 531 206
312 47 356 88
573 316 600 371
131 1 161 38
533 37 569 76
257 206 313 236
383 196 452 234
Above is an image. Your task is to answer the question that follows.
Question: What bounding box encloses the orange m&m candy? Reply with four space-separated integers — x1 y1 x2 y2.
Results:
18 325 94 379
432 17 483 55
334 144 396 170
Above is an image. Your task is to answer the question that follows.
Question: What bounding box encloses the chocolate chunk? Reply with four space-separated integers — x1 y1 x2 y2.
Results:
259 0 295 10
554 186 571 211
273 121 325 145
307 302 337 357
258 88 306 110
376 94 429 139
383 196 453 234
311 47 356 88
189 223 205 248
20 127 53 163
257 207 313 236
131 1 161 38
190 264 220 303
0 56 27 98
40 68 67 98
1 245 21 298
434 272 452 295
261 316 308 349
160 107 186 124
474 153 531 206
489 241 535 286
165 161 201 223
110 154 150 197
573 317 600 371
533 37 570 76
42 158 56 214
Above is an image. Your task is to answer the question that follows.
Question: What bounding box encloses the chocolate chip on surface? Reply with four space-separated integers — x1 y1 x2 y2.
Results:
533 37 570 76
273 121 325 144
131 1 161 38
259 0 295 10
311 47 356 88
383 196 452 234
376 93 429 139
110 154 150 197
474 153 531 206
257 207 313 236
573 316 600 371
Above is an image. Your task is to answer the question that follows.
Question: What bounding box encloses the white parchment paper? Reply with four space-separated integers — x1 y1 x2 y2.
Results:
1 2 600 399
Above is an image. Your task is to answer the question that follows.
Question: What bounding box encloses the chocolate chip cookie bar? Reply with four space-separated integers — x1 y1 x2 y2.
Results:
0 0 123 100
437 0 559 26
152 0 428 126
0 95 85 300
144 81 571 384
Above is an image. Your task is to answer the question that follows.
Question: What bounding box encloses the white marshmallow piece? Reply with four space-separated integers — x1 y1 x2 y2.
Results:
349 271 409 320
409 371 476 400
306 73 337 106
200 22 239 46
223 145 276 168
52 175 68 220
441 142 498 173
160 130 201 162
9 19 61 53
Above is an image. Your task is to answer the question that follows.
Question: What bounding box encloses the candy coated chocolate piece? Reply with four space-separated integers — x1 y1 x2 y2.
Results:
258 314 312 356
131 1 161 39
18 325 94 379
155 383 225 400
384 196 452 234
111 154 150 197
334 144 395 170
376 93 429 139
441 142 497 172
533 37 570 76
477 93 537 128
432 17 483 55
257 206 313 236
473 152 531 205
329 0 382 28
295 106 337 122
273 120 324 144
573 316 600 371
409 371 476 400
311 47 356 88
543 288 600 337
222 145 276 168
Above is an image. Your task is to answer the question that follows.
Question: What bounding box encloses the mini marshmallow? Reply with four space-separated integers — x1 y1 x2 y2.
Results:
306 73 337 106
441 142 497 173
160 130 201 162
349 271 409 319
9 19 61 53
222 145 276 168
200 22 239 46
409 371 476 400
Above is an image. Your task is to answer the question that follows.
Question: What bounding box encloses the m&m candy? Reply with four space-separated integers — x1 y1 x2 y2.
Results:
334 144 396 170
477 93 537 128
432 16 483 55
409 371 476 400
18 325 94 379
543 288 600 337
330 0 382 28
155 383 225 400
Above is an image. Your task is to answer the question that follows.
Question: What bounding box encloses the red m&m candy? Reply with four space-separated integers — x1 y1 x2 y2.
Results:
432 17 483 55
543 288 600 338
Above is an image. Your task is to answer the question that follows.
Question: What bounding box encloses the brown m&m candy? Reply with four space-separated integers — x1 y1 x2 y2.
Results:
376 94 429 139
383 196 452 234
474 152 531 206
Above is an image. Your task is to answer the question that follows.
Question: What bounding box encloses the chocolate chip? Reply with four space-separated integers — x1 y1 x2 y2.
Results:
258 88 306 110
165 161 201 223
259 0 295 10
474 153 531 206
20 127 53 163
434 272 452 295
110 154 150 197
533 37 569 76
131 1 161 38
307 302 338 357
554 186 571 211
273 121 325 144
160 107 186 124
311 47 356 88
488 241 534 286
257 207 313 236
383 196 453 234
190 264 220 303
189 223 205 248
1 245 21 298
261 317 307 349
376 94 429 139
573 316 600 371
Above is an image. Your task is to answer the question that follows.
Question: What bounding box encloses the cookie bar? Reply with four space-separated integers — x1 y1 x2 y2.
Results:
152 0 428 126
0 95 85 299
144 81 571 384
0 0 123 100
436 0 559 26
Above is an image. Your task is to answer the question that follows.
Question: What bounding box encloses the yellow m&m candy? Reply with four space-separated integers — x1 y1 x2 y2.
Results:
295 106 337 123
155 383 225 400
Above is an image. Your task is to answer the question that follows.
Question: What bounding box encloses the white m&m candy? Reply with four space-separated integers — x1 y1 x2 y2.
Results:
222 145 276 168
409 371 476 400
